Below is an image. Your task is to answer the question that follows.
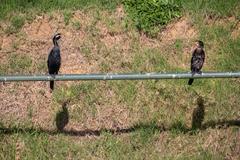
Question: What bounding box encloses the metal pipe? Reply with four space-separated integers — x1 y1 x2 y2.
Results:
0 72 240 82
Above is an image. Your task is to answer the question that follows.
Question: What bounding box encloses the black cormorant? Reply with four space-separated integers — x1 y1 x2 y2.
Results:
47 33 61 90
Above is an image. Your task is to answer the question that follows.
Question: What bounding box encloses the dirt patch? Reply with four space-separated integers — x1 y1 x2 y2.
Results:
98 22 129 50
139 33 161 48
23 15 53 40
205 15 237 26
204 15 240 39
66 104 132 131
160 17 198 44
231 21 240 39
0 31 4 50
0 35 14 51
115 5 125 20
0 82 53 128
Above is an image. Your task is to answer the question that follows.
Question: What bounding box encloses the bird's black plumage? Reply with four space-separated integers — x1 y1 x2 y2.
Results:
47 33 61 90
188 41 205 85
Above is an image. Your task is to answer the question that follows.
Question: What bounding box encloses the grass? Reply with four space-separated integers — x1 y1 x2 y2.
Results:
111 81 137 105
0 0 122 20
63 10 72 25
132 48 171 72
7 53 32 74
182 0 240 18
5 15 25 34
0 0 240 159
123 0 182 37
72 20 81 30
53 82 97 104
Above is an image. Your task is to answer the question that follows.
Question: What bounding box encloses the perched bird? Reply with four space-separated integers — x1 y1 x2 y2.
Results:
47 33 61 90
188 40 205 85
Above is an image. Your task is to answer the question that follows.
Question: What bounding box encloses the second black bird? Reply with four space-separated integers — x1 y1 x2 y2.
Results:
188 40 205 85
47 33 61 90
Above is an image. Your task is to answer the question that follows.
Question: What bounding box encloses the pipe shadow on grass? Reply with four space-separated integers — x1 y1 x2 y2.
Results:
0 119 239 137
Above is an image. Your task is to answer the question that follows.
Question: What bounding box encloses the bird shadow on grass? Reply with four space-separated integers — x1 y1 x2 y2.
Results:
191 96 205 130
190 96 240 130
56 101 69 131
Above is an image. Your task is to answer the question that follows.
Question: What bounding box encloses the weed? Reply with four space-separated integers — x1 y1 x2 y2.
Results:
132 48 170 72
99 62 111 72
5 15 25 34
27 106 33 119
0 65 8 75
170 119 189 135
53 82 96 104
8 53 32 73
35 59 48 73
63 10 72 25
131 121 160 146
111 81 137 105
72 20 81 30
174 39 183 51
80 41 92 59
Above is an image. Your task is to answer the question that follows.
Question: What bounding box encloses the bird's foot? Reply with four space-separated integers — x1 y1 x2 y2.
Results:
197 71 202 74
50 74 56 79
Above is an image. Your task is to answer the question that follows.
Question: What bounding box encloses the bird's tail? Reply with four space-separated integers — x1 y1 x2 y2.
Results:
188 78 194 85
188 71 196 85
50 81 54 90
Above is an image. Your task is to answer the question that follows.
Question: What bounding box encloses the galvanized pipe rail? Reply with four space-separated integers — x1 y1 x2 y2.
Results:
0 72 240 82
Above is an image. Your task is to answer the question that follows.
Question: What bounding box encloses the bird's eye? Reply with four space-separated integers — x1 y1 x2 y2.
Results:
55 35 61 39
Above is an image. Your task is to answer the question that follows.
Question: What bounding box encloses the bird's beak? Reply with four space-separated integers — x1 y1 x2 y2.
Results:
195 41 199 48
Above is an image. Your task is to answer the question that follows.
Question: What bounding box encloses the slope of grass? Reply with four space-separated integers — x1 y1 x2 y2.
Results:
0 0 240 159
182 0 240 18
0 0 122 20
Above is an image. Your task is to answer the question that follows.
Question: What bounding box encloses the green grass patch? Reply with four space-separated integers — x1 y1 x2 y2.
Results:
0 65 8 75
131 121 160 146
63 10 72 25
182 0 240 18
53 82 97 104
132 48 170 72
8 53 32 74
72 20 81 30
0 132 86 159
111 81 137 105
217 37 240 71
123 0 182 37
170 119 189 135
5 15 25 34
0 0 121 20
